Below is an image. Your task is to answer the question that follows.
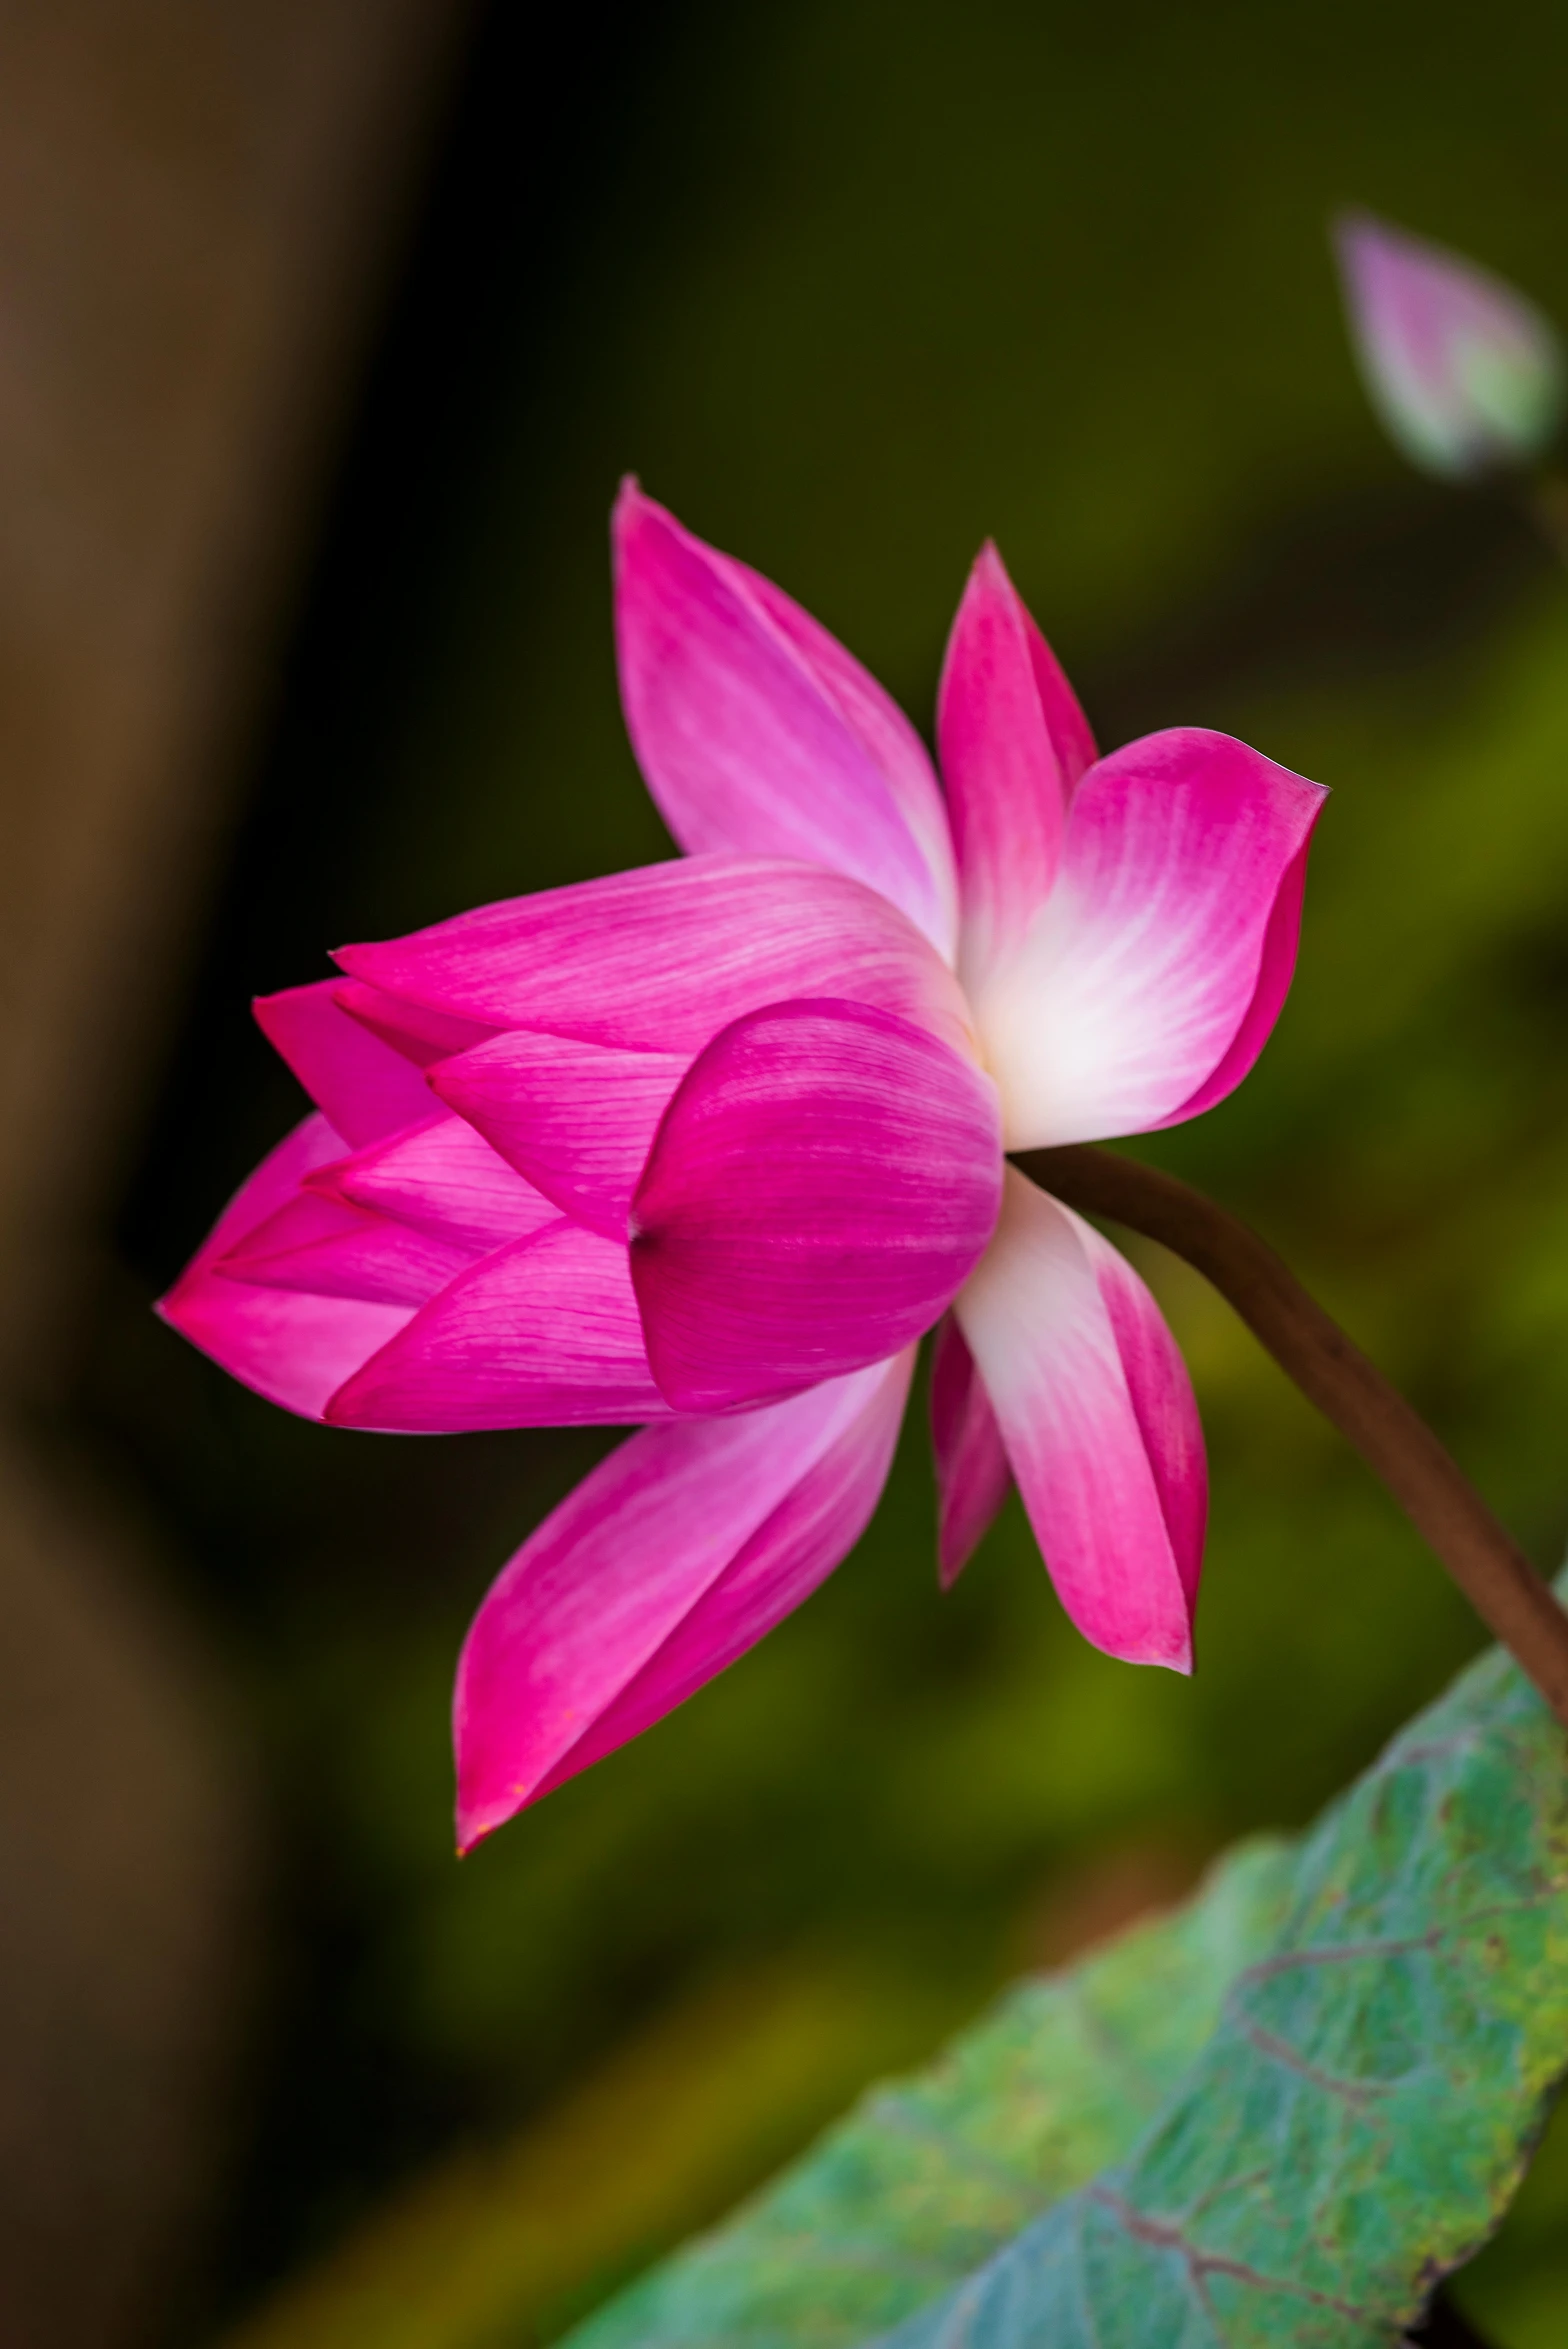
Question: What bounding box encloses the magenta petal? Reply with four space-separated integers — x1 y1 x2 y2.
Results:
253 980 439 1147
156 1114 414 1417
325 1220 670 1431
955 1169 1205 1670
972 728 1327 1148
1159 835 1311 1128
335 854 973 1064
307 1115 559 1254
429 1032 686 1239
453 1351 914 1845
937 542 1097 991
630 999 1001 1413
332 978 498 1066
929 1313 1012 1589
217 1187 475 1308
614 483 956 956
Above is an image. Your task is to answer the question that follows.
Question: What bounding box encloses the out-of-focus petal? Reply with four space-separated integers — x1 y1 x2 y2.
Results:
217 1187 474 1308
630 1000 1001 1412
155 1114 414 1417
307 1114 559 1255
254 979 437 1147
954 1168 1205 1670
454 1351 914 1846
971 728 1326 1148
937 542 1097 993
614 482 956 956
336 853 974 1065
325 1219 669 1431
1334 209 1564 478
430 1033 685 1240
929 1312 1011 1588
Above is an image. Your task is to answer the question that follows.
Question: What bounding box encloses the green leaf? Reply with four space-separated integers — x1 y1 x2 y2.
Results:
566 1612 1568 2349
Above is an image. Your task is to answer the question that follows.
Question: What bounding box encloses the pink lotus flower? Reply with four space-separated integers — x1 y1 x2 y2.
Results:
1334 209 1564 478
160 486 1326 1849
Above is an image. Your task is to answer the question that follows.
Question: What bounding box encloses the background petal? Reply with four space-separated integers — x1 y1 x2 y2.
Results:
155 1114 414 1417
325 1219 670 1432
954 1168 1205 1669
630 1000 1001 1412
937 542 1097 992
928 1312 1012 1588
430 1032 686 1239
336 853 974 1063
614 482 956 956
971 727 1327 1147
454 1352 914 1847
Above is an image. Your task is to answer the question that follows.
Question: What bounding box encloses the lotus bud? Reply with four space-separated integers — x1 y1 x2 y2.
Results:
1334 209 1564 478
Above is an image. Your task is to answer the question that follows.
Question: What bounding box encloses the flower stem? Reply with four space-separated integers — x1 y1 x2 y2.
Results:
1014 1144 1568 1729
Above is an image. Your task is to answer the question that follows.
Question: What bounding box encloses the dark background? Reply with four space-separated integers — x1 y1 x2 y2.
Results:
53 2 1568 2341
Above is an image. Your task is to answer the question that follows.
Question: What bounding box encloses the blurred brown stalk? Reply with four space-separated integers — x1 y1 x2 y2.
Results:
0 10 473 2343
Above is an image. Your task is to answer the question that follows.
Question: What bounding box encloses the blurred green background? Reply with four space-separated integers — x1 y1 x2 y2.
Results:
79 1 1568 2341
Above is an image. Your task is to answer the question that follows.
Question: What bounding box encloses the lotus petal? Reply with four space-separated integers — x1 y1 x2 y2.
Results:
430 1032 686 1239
615 482 956 956
454 1351 914 1845
307 1114 559 1254
156 1114 414 1417
971 728 1326 1148
218 1187 473 1307
326 1219 669 1431
335 854 974 1065
937 541 1096 993
631 1000 1001 1412
929 1312 1012 1588
253 979 437 1147
955 1168 1205 1670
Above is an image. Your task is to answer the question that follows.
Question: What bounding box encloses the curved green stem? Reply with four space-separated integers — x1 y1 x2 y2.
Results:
1014 1145 1568 1731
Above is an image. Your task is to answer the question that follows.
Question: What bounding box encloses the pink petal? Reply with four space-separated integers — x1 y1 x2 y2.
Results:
216 1187 475 1308
335 853 974 1065
970 728 1327 1148
614 483 956 956
324 1219 670 1432
453 1351 914 1846
155 1114 414 1417
429 1033 686 1240
937 542 1097 992
954 1168 1205 1670
253 979 439 1147
1159 835 1312 1127
630 1000 1001 1412
332 977 498 1065
929 1312 1011 1589
307 1114 559 1254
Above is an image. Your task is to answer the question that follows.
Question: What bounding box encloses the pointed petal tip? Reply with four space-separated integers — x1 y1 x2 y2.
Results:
453 1802 503 1858
936 1538 968 1593
612 472 652 541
